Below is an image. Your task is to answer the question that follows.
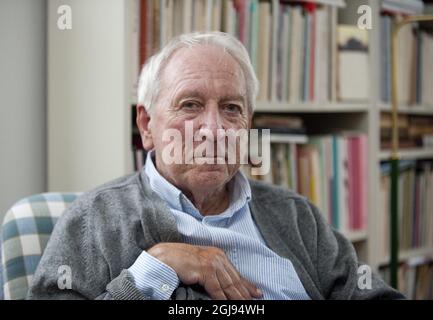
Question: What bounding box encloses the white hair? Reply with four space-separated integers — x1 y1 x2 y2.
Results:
137 31 258 114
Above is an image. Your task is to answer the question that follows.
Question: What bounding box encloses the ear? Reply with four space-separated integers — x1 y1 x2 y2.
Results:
136 105 154 150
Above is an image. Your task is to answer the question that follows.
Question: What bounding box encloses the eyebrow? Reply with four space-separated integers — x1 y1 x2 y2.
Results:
174 90 246 104
220 95 246 103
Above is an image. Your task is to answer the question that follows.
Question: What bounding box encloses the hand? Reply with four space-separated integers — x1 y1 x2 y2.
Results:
147 242 263 300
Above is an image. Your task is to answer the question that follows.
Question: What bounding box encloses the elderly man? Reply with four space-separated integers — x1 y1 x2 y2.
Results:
28 32 403 300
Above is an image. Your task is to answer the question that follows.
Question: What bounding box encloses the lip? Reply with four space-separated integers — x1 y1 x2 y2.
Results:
195 156 225 158
194 156 226 160
192 156 228 163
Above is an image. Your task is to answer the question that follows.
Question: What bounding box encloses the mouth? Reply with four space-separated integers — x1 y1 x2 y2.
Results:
193 156 227 163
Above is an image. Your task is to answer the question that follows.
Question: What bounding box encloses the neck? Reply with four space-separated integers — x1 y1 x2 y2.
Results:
183 185 230 216
153 154 231 216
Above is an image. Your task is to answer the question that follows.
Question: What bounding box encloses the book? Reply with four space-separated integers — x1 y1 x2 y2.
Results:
380 259 433 300
380 160 433 256
248 132 368 233
289 5 304 103
337 25 369 102
136 0 344 106
380 15 392 103
379 10 433 107
256 0 271 101
381 113 433 149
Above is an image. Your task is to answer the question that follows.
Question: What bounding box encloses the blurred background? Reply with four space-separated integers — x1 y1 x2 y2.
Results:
1 0 433 299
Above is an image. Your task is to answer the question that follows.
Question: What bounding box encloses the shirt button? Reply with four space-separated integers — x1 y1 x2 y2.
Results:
161 284 170 292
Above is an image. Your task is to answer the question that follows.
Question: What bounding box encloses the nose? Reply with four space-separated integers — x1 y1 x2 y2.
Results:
197 102 224 140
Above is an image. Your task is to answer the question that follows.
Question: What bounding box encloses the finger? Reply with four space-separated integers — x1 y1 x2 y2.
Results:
241 277 263 298
220 258 254 299
216 267 247 300
203 271 228 300
220 264 251 299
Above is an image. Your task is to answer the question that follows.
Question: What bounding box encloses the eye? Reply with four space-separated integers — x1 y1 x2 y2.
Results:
223 104 242 115
181 101 201 112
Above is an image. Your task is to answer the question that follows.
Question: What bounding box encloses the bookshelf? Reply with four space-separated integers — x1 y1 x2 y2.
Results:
379 148 433 161
255 102 370 113
269 134 308 144
379 104 433 115
345 230 368 242
378 246 433 266
47 0 433 294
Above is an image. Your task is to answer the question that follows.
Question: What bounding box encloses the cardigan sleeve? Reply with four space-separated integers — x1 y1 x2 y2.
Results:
26 200 152 300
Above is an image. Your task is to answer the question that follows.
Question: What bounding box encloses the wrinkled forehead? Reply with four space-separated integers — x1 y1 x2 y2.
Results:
160 44 245 84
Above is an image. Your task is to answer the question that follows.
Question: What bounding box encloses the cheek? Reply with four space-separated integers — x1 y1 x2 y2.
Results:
223 114 250 130
151 114 184 146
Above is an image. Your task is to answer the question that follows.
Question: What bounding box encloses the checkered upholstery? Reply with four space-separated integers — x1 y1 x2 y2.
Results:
1 193 81 300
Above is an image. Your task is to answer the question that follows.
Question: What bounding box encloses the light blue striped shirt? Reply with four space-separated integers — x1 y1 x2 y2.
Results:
128 151 310 300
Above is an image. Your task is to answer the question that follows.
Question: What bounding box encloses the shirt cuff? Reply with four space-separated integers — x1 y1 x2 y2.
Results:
128 251 180 300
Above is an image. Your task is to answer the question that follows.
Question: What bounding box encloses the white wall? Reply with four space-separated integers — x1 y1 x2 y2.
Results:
47 0 133 192
0 0 47 223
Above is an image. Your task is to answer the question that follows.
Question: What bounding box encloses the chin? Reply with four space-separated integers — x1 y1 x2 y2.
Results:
191 165 231 186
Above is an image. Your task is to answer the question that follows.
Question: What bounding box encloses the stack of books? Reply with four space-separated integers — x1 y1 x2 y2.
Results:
380 0 433 106
245 130 368 234
136 0 346 104
380 113 433 149
379 160 433 257
380 257 433 299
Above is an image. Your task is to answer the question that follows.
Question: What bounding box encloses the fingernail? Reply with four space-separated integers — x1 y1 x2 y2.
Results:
257 288 262 296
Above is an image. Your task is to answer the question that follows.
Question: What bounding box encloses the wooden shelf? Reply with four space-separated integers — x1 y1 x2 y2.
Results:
381 0 425 15
378 246 433 266
379 104 433 116
379 148 433 161
286 0 346 8
130 100 372 114
344 230 368 242
255 102 370 113
269 134 308 144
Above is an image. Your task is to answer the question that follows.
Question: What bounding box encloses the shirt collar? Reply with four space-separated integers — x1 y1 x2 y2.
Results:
143 150 252 220
144 150 184 211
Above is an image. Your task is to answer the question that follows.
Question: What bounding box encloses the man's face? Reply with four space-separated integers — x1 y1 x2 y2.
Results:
145 45 250 195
